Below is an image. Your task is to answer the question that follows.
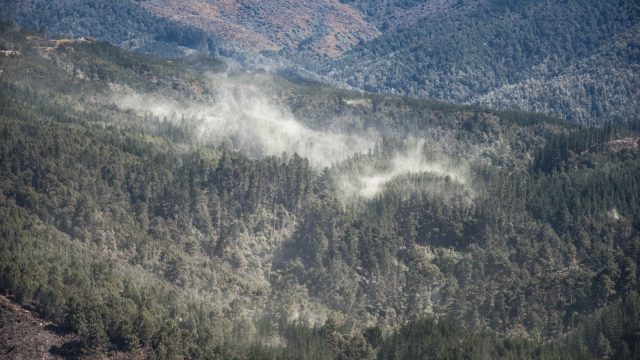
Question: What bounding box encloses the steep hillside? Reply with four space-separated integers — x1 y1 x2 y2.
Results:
140 0 380 57
1 26 640 359
0 0 380 58
2 0 639 124
0 295 83 359
339 0 475 31
0 0 222 58
474 24 640 123
328 0 640 124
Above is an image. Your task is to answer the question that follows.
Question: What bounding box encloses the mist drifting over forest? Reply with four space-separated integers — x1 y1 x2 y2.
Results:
111 75 470 199
1 8 640 358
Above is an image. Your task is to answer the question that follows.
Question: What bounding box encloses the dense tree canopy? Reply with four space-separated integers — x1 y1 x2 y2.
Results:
0 27 639 358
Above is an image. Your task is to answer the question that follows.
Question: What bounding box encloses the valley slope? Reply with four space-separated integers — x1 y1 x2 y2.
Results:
1 26 640 358
2 0 639 124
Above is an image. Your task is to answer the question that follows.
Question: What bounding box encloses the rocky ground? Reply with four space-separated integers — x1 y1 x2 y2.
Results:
0 294 80 359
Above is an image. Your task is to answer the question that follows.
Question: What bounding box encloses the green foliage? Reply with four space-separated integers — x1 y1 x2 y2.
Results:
1 26 639 359
565 292 640 359
331 0 640 124
0 0 220 58
378 317 570 360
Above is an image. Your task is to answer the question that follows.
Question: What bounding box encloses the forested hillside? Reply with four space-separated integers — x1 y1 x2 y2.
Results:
139 0 380 58
329 0 640 124
3 0 638 125
1 25 640 359
0 0 222 58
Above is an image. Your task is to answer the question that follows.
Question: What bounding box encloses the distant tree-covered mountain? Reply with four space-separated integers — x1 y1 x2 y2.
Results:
2 0 639 124
0 0 223 58
328 0 640 124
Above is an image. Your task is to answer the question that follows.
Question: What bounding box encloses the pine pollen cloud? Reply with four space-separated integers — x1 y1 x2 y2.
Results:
110 78 470 199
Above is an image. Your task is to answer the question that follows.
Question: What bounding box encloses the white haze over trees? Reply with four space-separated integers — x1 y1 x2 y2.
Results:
111 77 469 199
336 140 470 199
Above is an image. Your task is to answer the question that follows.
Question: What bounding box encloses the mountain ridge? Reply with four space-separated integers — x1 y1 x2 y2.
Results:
141 0 380 57
2 0 639 124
